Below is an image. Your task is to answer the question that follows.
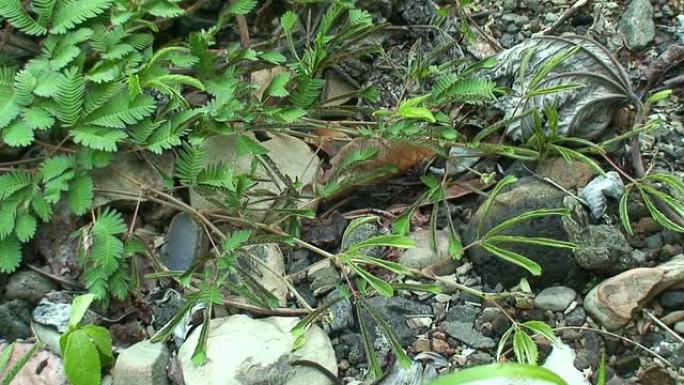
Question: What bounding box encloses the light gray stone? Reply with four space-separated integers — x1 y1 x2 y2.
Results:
618 0 655 50
398 230 452 270
178 315 337 385
243 243 288 305
160 212 205 272
534 286 577 312
113 340 170 385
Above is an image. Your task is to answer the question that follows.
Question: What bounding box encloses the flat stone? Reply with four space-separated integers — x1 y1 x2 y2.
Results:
4 270 56 304
618 0 655 50
398 230 452 271
0 342 67 385
442 321 495 349
659 290 684 309
113 340 170 385
178 315 336 385
584 267 663 330
536 157 595 189
242 243 288 305
674 321 684 335
160 212 205 272
534 286 576 312
323 290 354 333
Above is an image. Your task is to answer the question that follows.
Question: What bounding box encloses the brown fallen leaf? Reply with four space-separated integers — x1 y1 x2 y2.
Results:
322 137 436 184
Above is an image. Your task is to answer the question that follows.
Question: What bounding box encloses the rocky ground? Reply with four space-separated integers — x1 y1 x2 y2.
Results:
1 1 683 385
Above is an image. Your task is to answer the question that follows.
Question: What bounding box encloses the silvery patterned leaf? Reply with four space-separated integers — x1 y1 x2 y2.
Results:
484 35 634 140
579 171 625 219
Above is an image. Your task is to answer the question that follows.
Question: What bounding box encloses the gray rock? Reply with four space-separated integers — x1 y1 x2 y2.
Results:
644 233 663 250
113 340 170 385
308 260 341 296
0 300 32 340
444 305 479 324
178 315 337 385
572 225 636 272
674 321 684 335
360 296 432 346
613 355 640 376
398 230 452 271
340 333 364 365
659 290 684 309
33 322 62 355
500 33 516 48
4 270 56 304
323 290 354 333
33 296 77 333
565 306 587 326
160 212 205 272
242 243 288 305
618 0 655 50
465 178 585 289
150 289 185 331
534 286 576 312
442 321 496 349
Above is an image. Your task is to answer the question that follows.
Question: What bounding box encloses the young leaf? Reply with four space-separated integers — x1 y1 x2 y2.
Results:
513 329 538 364
226 0 257 15
264 73 291 98
347 262 393 297
82 325 114 365
619 185 634 236
63 329 101 385
430 363 568 385
14 213 37 243
347 234 415 253
480 242 542 276
68 293 95 328
0 236 22 273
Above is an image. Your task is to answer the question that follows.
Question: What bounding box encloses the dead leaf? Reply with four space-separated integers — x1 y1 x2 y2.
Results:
324 138 436 183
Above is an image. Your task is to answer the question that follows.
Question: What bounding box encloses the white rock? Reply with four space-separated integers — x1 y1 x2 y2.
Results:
0 342 67 385
178 315 337 385
113 340 170 385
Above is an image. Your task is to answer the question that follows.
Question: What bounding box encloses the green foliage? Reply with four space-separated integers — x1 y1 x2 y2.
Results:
60 294 113 385
620 172 684 235
429 363 567 385
0 342 42 385
78 208 135 302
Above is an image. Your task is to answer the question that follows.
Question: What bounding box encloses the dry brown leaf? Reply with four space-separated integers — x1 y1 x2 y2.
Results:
323 138 436 183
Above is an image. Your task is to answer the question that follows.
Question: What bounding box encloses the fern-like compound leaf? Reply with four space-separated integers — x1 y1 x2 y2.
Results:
51 0 113 34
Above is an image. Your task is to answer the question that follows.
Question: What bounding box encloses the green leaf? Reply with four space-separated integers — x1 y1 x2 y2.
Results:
513 329 538 364
68 293 95 328
362 300 412 369
67 174 94 215
222 230 251 251
397 105 435 123
63 329 101 385
485 208 571 238
264 73 291 98
646 89 672 105
176 142 206 185
258 51 286 64
22 107 55 130
480 242 542 276
449 234 463 260
429 364 568 385
226 0 256 15
70 126 127 152
0 236 22 273
485 235 575 250
82 325 113 365
14 214 37 243
52 0 114 34
527 83 583 97
280 11 298 34
2 120 34 147
348 262 393 297
619 185 634 236
347 234 415 253
522 320 559 346
0 0 48 35
55 67 85 125
236 135 268 157
93 208 127 235
350 254 414 276
276 108 306 123
0 343 13 375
